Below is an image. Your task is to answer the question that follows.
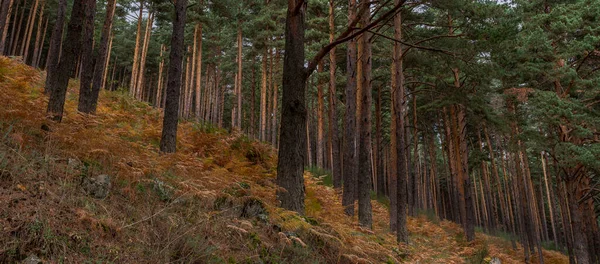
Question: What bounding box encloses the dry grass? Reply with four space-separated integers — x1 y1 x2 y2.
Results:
0 56 568 263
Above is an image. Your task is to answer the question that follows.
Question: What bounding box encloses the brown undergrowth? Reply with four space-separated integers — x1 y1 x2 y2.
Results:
0 56 567 263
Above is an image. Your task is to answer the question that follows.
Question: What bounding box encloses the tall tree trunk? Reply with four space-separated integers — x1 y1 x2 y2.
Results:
393 2 408 242
328 0 341 189
21 0 38 59
34 17 47 68
30 1 43 67
77 0 96 113
260 47 268 141
317 60 325 168
136 12 153 101
375 83 384 196
251 56 256 138
271 48 279 146
10 1 24 56
276 0 307 214
342 0 358 216
46 0 86 122
357 0 372 228
102 34 114 90
80 0 116 114
159 0 187 153
130 0 144 97
235 24 242 129
43 0 65 93
194 23 202 120
156 44 165 107
0 0 13 54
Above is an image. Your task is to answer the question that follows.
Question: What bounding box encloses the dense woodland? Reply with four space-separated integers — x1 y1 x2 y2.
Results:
0 0 599 263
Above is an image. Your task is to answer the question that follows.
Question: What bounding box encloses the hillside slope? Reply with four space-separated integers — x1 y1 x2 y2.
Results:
0 57 567 263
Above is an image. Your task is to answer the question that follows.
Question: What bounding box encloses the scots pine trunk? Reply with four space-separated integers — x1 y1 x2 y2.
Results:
21 0 38 60
136 12 153 101
83 0 116 114
276 0 307 214
30 1 44 66
194 23 202 120
260 48 268 141
159 0 187 153
328 0 341 188
342 0 358 216
46 0 86 122
130 0 143 97
77 0 96 113
393 3 408 242
317 61 324 168
43 0 66 94
357 0 372 228
0 0 13 54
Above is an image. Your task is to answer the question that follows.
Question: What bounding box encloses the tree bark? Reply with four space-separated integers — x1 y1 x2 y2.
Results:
0 0 13 54
30 1 44 67
21 0 38 60
393 2 408 242
136 12 153 101
276 0 307 214
328 0 341 189
357 0 373 228
10 1 24 56
80 0 116 113
260 47 268 141
43 0 65 94
194 23 202 120
159 0 187 153
342 0 358 216
130 0 144 97
76 0 96 113
317 60 324 168
46 0 86 122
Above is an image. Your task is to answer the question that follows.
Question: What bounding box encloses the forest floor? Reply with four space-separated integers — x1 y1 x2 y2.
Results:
0 56 568 263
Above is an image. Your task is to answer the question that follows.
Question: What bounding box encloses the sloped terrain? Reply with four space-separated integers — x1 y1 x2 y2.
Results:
0 56 568 263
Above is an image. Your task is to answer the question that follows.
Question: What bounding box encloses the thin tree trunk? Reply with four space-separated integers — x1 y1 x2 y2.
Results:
34 16 47 68
130 0 144 97
328 0 341 189
102 33 114 90
194 23 202 120
156 44 165 107
260 47 268 141
271 48 279 146
21 0 38 59
10 1 24 56
30 1 43 67
0 0 14 54
235 24 242 129
317 60 324 168
136 12 153 101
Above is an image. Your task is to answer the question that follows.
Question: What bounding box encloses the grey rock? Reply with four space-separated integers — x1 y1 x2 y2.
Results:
23 254 42 264
82 174 111 199
489 257 501 264
68 158 82 168
240 197 266 219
